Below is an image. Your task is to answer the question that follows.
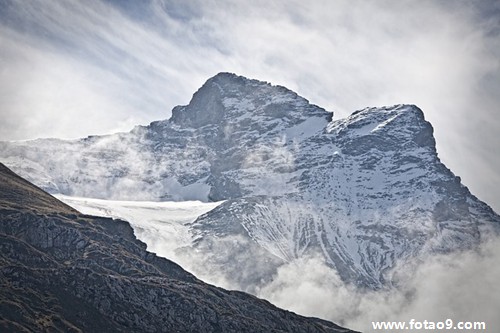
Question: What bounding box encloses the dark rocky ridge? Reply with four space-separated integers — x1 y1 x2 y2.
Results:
0 163 78 215
0 163 356 332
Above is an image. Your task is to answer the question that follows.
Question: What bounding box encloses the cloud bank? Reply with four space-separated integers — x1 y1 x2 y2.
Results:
256 238 500 332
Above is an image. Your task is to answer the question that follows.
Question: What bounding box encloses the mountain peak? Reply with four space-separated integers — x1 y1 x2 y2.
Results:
328 104 436 151
170 72 331 128
207 71 248 85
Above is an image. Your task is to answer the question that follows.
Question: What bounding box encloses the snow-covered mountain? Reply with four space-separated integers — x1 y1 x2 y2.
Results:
1 72 499 290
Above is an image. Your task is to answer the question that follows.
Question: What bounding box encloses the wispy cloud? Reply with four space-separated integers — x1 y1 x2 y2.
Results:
255 238 500 332
1 0 499 211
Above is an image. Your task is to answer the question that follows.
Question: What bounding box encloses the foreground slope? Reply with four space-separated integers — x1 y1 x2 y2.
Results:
1 73 499 290
0 163 354 332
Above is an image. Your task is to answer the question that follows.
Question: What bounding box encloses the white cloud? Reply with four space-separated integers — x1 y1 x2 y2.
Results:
256 238 500 332
1 0 499 211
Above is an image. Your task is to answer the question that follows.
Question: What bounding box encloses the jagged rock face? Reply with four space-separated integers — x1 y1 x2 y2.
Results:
1 73 499 290
0 164 354 333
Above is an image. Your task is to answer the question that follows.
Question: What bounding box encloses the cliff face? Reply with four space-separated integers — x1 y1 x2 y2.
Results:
0 163 354 333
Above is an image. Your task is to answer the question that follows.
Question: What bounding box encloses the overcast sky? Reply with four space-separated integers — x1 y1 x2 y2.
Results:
0 0 499 212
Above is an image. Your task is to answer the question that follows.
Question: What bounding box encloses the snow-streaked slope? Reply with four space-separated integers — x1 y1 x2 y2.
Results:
2 72 499 290
55 194 222 258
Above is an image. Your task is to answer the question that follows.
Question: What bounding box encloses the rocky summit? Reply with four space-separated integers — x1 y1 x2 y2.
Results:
1 73 499 292
0 163 355 332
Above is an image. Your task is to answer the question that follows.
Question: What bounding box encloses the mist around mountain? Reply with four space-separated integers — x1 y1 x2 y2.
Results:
0 163 356 332
1 73 499 331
